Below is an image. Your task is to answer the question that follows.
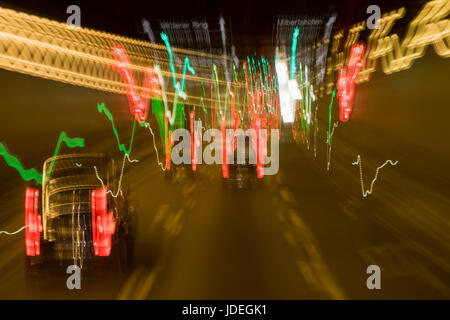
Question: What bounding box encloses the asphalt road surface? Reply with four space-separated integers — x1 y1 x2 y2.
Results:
0 48 449 299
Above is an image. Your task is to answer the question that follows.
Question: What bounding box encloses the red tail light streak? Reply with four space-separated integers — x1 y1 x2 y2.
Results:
337 43 365 122
91 187 115 256
25 187 41 256
111 46 161 123
221 118 229 178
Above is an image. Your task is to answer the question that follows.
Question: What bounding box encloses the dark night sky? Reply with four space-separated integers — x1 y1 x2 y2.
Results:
0 0 422 57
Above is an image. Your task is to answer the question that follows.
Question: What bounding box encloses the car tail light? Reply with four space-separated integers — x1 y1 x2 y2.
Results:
190 110 197 172
91 187 115 256
165 115 171 171
25 187 41 256
221 118 229 178
256 119 264 179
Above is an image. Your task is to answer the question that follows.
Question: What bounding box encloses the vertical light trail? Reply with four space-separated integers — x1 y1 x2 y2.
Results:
141 121 167 171
142 19 159 63
328 89 336 145
219 17 230 82
313 104 319 158
326 121 339 171
336 43 365 122
291 27 300 80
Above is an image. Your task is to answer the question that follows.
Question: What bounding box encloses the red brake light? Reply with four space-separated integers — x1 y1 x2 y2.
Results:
190 110 197 172
91 187 115 256
25 187 41 256
256 119 265 179
165 115 171 171
221 118 229 178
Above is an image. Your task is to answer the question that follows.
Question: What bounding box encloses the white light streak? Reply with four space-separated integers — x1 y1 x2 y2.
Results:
326 121 339 171
143 122 167 171
0 225 27 235
352 155 399 197
94 154 139 198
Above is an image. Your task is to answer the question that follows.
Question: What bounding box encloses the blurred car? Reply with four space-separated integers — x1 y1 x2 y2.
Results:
222 146 262 190
24 153 134 282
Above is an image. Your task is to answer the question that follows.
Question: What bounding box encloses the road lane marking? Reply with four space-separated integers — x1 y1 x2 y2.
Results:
164 209 184 237
284 231 297 248
287 209 347 299
117 266 144 300
297 260 319 288
338 201 358 220
153 205 170 225
280 188 292 203
276 210 285 223
135 270 157 299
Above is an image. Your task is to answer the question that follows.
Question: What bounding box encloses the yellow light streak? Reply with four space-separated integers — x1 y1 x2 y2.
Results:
0 6 240 109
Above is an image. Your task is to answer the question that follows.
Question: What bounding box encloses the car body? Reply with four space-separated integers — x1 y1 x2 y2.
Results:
25 153 134 279
222 146 262 190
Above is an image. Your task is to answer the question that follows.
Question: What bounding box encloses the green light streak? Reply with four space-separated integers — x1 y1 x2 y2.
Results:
0 131 85 184
328 89 337 145
160 32 195 98
246 56 254 92
0 143 43 183
44 132 85 183
201 82 208 113
291 27 300 80
212 65 223 116
180 57 195 93
97 102 136 156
